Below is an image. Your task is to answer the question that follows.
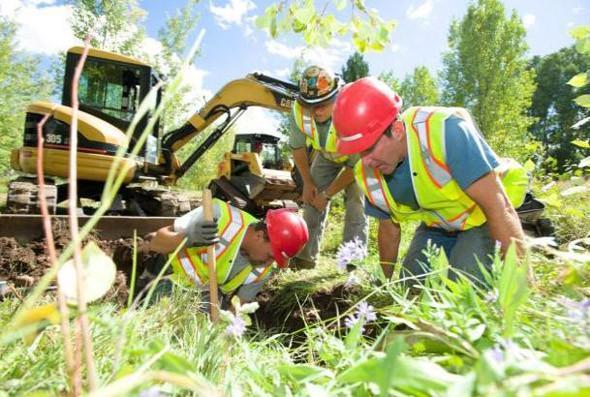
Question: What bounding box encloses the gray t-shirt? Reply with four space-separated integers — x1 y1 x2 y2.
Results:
174 204 271 302
366 115 500 219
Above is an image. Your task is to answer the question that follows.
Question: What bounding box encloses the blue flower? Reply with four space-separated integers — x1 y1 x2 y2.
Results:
344 273 361 289
356 301 377 322
560 298 590 324
225 313 246 338
344 313 364 333
139 387 162 397
344 301 377 334
336 237 367 271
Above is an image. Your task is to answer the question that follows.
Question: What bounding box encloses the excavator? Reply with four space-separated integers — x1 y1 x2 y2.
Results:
5 46 300 222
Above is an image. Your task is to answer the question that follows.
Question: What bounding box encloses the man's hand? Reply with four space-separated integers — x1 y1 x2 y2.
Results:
301 182 318 204
310 191 329 211
186 217 219 247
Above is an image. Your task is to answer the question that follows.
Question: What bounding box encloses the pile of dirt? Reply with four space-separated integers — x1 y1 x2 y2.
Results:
255 280 362 334
0 221 141 304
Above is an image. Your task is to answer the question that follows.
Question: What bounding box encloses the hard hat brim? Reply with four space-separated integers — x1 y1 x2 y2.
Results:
297 88 338 106
336 123 388 155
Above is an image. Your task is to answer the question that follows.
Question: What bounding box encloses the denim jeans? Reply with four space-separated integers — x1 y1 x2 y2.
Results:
401 223 495 287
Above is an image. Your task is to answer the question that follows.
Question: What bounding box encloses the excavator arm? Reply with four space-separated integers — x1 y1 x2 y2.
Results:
160 73 298 180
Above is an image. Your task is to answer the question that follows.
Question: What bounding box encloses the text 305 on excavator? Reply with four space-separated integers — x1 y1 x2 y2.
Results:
6 46 300 220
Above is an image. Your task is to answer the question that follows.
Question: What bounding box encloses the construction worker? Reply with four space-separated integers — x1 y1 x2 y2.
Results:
332 77 528 285
141 198 309 304
289 65 368 269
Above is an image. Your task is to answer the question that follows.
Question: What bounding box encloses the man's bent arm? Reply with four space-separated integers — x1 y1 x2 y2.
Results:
378 218 401 279
464 172 525 256
324 167 355 198
292 147 314 186
148 226 186 254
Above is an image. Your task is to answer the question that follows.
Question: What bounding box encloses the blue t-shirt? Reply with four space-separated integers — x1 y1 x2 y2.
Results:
366 115 500 219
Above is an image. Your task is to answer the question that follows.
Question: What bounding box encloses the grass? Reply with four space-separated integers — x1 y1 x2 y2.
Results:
0 178 588 395
1 218 588 396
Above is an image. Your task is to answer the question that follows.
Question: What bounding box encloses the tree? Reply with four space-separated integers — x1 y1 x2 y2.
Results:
0 17 52 175
69 0 147 56
51 0 149 97
150 0 201 128
529 47 590 172
341 52 369 83
440 0 536 160
256 0 396 53
378 70 401 92
398 66 439 108
276 57 306 140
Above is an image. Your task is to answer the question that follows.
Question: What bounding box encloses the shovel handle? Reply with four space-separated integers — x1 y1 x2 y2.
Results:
202 189 219 322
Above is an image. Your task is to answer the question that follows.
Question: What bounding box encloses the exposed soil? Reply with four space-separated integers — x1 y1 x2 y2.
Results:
0 223 369 335
0 220 138 305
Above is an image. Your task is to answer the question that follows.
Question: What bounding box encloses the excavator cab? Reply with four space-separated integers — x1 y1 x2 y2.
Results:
62 47 163 163
232 133 286 170
211 132 298 217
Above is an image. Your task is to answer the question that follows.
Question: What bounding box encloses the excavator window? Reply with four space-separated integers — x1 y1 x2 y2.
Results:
78 59 142 123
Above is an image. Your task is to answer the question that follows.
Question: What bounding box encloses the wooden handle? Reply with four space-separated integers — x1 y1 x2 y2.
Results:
202 189 219 322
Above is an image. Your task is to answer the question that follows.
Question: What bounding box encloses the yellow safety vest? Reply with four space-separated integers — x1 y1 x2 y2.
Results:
354 106 529 232
170 199 272 294
291 101 348 163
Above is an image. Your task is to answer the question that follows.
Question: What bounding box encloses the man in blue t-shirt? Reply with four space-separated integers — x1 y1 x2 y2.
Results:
332 78 527 286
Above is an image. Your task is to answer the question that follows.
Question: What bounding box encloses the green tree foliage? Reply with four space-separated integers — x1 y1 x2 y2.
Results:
398 66 439 108
341 51 369 83
0 17 52 175
440 0 536 160
378 70 400 92
277 57 306 139
69 0 147 56
150 0 201 128
256 0 396 53
52 0 150 97
529 47 590 172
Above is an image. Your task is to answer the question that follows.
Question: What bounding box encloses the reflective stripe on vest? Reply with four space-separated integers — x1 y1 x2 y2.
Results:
354 106 528 232
410 109 452 188
171 199 258 293
291 101 348 163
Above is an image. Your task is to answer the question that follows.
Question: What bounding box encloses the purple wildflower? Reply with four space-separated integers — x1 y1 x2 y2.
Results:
336 237 367 271
225 313 246 338
560 298 590 323
344 313 365 333
356 301 377 322
344 301 377 334
488 345 504 364
344 273 361 289
139 387 162 397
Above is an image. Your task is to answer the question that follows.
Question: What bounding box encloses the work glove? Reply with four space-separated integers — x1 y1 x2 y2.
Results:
186 217 219 247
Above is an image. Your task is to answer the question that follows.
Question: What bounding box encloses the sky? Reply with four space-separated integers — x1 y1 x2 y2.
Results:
1 0 589 134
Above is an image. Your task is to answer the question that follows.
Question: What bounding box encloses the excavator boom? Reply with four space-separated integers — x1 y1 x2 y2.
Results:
160 73 298 179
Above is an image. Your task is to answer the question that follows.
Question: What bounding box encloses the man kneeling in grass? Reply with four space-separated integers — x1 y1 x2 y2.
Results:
138 198 308 305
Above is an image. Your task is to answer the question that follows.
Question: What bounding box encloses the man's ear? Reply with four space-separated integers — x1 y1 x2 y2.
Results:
392 119 405 140
255 230 266 241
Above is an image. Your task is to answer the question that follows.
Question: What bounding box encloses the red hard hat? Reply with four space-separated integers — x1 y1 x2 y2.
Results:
333 77 403 155
266 209 309 268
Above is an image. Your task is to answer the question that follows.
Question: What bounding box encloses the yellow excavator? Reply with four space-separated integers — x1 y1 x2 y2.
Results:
7 46 300 218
